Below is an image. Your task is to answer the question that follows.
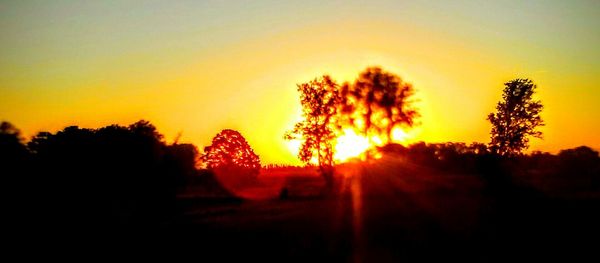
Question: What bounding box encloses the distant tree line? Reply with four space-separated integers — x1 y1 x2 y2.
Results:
0 120 256 225
379 142 600 193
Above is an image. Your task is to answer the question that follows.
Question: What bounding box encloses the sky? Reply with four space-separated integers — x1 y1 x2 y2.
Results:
1 0 599 164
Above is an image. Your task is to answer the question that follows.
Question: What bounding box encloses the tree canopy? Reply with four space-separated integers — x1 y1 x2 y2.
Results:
285 67 421 181
0 121 29 164
341 67 419 143
203 129 260 173
285 76 340 181
9 120 199 225
488 78 544 156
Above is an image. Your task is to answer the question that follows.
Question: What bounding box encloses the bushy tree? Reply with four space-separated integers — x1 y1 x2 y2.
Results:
203 129 260 177
165 143 200 190
0 121 23 143
0 121 29 165
340 67 419 143
1 122 31 220
25 120 185 225
201 129 260 194
285 76 340 185
488 79 544 156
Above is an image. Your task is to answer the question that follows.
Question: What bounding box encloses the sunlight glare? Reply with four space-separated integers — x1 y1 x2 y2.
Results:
287 127 412 164
335 129 371 162
286 139 301 157
391 128 409 143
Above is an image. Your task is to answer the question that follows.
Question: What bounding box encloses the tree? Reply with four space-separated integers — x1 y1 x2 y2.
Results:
128 120 164 142
0 121 29 164
1 122 31 219
488 78 544 156
340 67 419 144
285 76 340 186
165 143 200 190
25 120 182 225
0 121 23 142
203 129 260 180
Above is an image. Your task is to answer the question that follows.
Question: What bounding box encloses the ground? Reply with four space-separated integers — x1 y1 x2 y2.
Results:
171 157 600 262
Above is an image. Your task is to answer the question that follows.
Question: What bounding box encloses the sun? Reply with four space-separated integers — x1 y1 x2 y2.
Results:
286 127 414 164
334 127 413 162
285 138 319 164
334 129 371 162
391 127 410 143
285 139 302 157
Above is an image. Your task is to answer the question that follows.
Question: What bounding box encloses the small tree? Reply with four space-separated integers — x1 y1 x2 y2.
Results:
488 78 544 156
285 76 340 186
340 67 418 144
203 129 260 186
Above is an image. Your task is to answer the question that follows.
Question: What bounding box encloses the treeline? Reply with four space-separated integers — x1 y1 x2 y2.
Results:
380 142 600 193
2 119 599 226
1 120 206 225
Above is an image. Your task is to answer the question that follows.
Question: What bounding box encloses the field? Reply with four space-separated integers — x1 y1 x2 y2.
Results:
171 157 600 262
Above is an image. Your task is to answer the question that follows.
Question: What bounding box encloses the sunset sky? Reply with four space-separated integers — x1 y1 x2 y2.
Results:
1 0 599 164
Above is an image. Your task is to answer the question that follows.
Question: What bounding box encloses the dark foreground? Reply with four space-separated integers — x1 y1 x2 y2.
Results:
169 158 600 262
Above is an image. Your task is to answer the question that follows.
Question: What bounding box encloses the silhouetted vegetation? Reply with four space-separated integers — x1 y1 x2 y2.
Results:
380 142 489 173
1 120 209 225
340 66 419 143
202 129 261 191
379 141 599 194
1 122 32 221
286 67 420 185
488 78 544 156
1 121 30 178
285 76 340 187
0 70 597 262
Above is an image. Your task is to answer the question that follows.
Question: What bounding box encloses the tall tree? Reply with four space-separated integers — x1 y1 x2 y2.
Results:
340 67 418 143
488 78 544 156
285 76 340 185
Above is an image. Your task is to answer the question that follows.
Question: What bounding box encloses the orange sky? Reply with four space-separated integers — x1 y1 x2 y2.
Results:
1 1 599 164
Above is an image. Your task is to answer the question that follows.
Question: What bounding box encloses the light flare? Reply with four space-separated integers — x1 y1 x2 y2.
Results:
334 129 371 162
286 127 414 164
391 127 410 143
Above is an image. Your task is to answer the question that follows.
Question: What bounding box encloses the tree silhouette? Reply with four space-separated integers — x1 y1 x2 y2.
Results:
340 67 418 143
488 78 544 156
1 121 31 219
0 121 29 165
558 146 600 190
24 120 186 225
0 121 23 143
165 143 200 188
202 129 260 185
285 76 340 185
